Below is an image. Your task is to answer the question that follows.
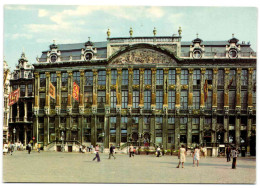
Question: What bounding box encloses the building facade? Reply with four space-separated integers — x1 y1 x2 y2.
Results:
8 52 34 144
33 28 256 155
3 60 11 143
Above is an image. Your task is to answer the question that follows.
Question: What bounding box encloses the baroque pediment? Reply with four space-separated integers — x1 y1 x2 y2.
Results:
110 48 177 65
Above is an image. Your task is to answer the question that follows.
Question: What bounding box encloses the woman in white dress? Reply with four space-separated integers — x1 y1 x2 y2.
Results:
193 146 200 167
176 145 186 168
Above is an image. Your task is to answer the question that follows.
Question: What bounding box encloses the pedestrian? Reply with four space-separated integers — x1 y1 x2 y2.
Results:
28 142 32 154
226 145 231 162
10 142 14 155
108 144 116 159
90 144 93 153
79 145 82 153
231 147 238 169
176 145 186 168
92 144 100 162
3 142 8 155
193 146 200 167
156 146 161 157
37 143 41 153
162 146 165 156
129 144 134 157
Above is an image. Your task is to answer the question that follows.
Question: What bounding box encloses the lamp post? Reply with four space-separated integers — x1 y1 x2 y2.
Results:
13 128 16 143
177 134 180 148
61 131 64 152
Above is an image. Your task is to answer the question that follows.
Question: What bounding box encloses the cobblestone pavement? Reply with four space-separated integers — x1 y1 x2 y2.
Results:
2 151 256 183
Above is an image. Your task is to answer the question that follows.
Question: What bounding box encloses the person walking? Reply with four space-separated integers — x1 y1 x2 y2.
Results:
10 142 14 155
27 142 32 154
37 143 41 153
193 146 200 167
231 147 238 169
129 144 134 157
92 144 100 162
176 145 186 168
156 146 161 157
108 144 116 159
226 145 231 162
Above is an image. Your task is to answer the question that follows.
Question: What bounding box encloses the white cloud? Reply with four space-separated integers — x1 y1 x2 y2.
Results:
5 5 31 10
146 7 165 18
7 33 33 40
38 9 49 17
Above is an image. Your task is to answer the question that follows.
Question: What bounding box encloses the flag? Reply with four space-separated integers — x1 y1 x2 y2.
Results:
204 79 208 102
227 76 234 89
8 88 20 106
49 82 55 99
73 82 79 101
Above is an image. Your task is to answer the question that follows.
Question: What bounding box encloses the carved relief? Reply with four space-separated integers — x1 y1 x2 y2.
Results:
110 49 176 65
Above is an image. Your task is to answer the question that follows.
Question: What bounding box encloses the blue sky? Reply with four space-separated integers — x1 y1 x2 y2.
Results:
3 5 258 70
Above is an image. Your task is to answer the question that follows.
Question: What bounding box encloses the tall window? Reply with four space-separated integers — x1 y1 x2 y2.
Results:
110 91 116 108
156 116 163 124
156 90 163 109
205 118 212 125
121 117 128 124
193 69 201 86
205 70 213 84
133 70 139 85
144 90 151 110
61 92 67 109
85 71 93 86
40 73 46 87
61 72 68 86
122 91 128 108
241 70 248 86
122 70 128 85
111 70 117 85
73 71 80 85
98 70 106 85
241 91 248 110
144 116 151 124
132 117 139 124
217 91 224 109
253 69 256 83
181 70 188 85
20 85 25 96
39 93 45 109
144 70 151 85
156 69 163 85
180 117 188 124
168 91 175 110
229 70 236 87
193 91 200 109
28 84 33 96
229 91 236 109
50 73 57 86
180 91 188 110
218 70 224 86
168 117 175 124
205 91 212 109
98 91 106 106
133 91 139 108
110 116 116 124
192 118 199 125
168 69 176 85
84 91 92 108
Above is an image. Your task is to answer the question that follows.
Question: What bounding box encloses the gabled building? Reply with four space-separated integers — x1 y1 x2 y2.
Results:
33 28 256 156
9 52 34 144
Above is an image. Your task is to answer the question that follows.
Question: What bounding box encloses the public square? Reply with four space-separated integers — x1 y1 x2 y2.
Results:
2 150 256 183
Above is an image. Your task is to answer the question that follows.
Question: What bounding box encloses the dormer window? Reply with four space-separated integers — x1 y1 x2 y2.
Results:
229 49 238 58
50 53 58 63
193 50 202 59
85 52 93 61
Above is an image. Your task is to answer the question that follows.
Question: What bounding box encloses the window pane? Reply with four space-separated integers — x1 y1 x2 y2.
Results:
133 91 139 108
85 71 93 86
133 70 139 85
193 91 200 109
168 91 175 110
110 91 116 108
168 69 176 85
156 69 163 85
144 90 151 110
217 91 224 109
180 91 188 110
144 70 151 85
193 70 201 86
122 70 128 85
156 90 163 109
122 91 128 108
111 70 117 85
241 70 248 86
181 70 188 85
218 70 224 86
98 70 106 85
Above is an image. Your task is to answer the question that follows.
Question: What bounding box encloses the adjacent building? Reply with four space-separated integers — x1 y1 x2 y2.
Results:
8 52 34 144
33 28 256 156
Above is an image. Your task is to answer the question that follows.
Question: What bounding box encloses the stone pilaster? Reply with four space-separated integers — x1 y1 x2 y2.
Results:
174 117 180 149
24 102 27 121
162 115 168 149
224 116 228 144
163 68 169 109
150 116 155 145
187 116 192 148
116 68 122 113
34 73 39 115
224 68 230 111
175 68 181 113
140 68 146 110
247 68 254 108
235 117 241 147
67 71 73 109
104 115 109 148
44 116 49 147
92 69 98 114
200 68 206 108
79 70 85 107
211 117 217 143
236 68 241 110
45 72 50 114
212 68 218 109
128 68 133 109
246 117 252 156
91 115 97 146
199 116 204 145
106 69 111 106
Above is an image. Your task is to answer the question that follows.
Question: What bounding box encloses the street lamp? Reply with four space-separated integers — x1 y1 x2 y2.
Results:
13 128 16 143
61 131 64 152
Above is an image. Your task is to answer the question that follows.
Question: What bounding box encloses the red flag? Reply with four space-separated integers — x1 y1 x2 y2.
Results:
204 79 208 102
8 88 20 106
73 82 79 101
49 82 55 99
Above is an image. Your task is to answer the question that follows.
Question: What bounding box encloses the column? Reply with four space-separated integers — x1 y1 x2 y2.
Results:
140 68 146 108
24 102 27 121
79 70 85 108
44 116 49 147
56 71 61 108
246 118 252 156
128 68 133 108
116 68 122 146
235 68 242 147
163 68 169 149
34 72 40 113
174 117 180 149
199 117 204 145
151 68 156 109
116 116 121 147
105 69 111 107
24 127 27 145
224 68 230 143
187 68 193 147
67 71 73 109
175 68 181 110
25 84 28 97
45 72 50 110
104 115 109 148
34 116 38 143
92 69 98 107
247 68 253 108
91 69 98 146
212 68 218 143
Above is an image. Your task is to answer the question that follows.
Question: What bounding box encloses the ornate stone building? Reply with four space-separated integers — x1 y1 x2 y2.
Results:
33 28 256 156
3 59 11 143
8 52 34 144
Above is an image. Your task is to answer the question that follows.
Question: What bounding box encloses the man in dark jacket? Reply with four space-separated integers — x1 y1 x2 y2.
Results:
109 144 116 159
226 145 231 162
